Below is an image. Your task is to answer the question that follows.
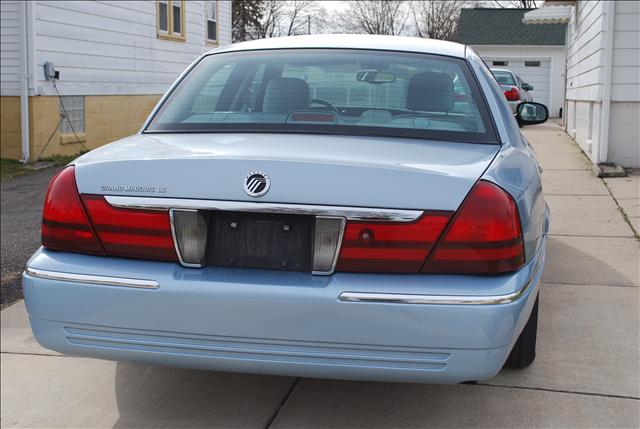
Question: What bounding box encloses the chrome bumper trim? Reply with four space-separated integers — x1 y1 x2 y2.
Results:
339 252 543 306
104 196 423 222
25 268 159 290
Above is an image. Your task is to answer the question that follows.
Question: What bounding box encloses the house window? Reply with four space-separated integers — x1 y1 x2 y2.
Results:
157 0 185 40
158 0 168 32
525 61 541 67
206 1 218 44
492 61 508 66
59 96 85 134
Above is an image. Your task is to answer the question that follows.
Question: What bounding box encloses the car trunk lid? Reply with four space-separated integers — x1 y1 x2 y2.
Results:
74 133 499 212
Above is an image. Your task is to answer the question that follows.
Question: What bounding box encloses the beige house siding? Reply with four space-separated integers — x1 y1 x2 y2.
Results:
27 95 161 161
1 95 160 161
0 97 22 159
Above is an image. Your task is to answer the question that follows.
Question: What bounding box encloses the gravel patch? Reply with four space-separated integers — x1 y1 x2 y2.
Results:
1 168 59 308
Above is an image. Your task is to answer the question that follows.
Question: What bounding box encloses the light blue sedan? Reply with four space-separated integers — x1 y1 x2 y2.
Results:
23 35 549 384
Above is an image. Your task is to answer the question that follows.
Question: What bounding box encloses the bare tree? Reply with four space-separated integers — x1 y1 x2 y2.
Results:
284 1 326 35
411 1 463 41
337 1 410 35
485 0 539 8
256 0 285 38
257 1 326 38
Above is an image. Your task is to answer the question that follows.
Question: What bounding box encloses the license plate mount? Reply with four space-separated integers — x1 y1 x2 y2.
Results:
207 211 314 271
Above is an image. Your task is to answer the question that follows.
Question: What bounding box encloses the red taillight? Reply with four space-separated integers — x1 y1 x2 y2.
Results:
42 167 105 255
81 195 177 261
422 181 524 274
41 166 177 262
335 213 452 273
504 86 520 101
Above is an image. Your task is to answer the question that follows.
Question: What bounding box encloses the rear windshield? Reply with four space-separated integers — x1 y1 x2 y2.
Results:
146 49 498 143
492 70 517 86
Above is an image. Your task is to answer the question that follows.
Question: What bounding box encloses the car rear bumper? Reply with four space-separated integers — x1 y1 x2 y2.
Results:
23 243 544 384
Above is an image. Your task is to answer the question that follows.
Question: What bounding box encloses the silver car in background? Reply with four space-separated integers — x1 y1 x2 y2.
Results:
491 68 534 113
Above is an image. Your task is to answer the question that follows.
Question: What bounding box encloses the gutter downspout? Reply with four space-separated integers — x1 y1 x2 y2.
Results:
18 0 30 163
597 0 615 165
562 21 569 130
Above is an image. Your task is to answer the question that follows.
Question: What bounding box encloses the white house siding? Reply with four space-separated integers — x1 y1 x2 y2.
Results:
472 45 566 117
608 1 639 167
217 0 232 48
611 0 639 102
608 102 639 167
33 0 232 96
564 0 639 168
0 0 21 96
565 0 606 102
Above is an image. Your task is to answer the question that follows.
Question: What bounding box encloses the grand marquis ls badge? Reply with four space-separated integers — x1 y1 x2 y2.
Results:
244 171 270 197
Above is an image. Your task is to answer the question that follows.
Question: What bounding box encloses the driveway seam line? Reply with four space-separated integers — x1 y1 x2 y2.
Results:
1 351 68 358
541 282 639 288
479 382 640 401
548 233 637 238
545 193 610 196
265 377 300 429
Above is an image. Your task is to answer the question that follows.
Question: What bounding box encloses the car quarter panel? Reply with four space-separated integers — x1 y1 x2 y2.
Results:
483 146 547 262
466 47 547 261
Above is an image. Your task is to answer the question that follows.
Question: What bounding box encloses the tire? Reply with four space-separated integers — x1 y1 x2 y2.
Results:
504 296 538 369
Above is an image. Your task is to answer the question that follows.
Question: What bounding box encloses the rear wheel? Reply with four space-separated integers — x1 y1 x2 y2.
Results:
504 296 538 369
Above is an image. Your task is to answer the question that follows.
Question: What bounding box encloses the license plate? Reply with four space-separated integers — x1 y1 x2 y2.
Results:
207 211 313 271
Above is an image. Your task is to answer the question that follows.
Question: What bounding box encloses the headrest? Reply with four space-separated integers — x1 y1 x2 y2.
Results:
406 72 455 113
263 78 310 113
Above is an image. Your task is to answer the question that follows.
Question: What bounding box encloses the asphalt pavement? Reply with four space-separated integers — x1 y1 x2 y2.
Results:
1 122 638 428
0 168 59 307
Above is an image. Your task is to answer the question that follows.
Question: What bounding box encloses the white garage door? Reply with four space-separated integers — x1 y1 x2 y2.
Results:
484 58 551 109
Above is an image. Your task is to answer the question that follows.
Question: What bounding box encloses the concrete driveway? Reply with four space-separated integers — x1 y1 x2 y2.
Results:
1 122 639 428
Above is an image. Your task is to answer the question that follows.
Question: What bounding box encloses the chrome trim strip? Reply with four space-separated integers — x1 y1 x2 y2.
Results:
25 268 159 290
311 216 346 276
104 196 423 222
169 209 205 268
338 254 543 305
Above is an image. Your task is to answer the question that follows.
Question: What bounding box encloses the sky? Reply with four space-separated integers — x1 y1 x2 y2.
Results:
317 1 348 13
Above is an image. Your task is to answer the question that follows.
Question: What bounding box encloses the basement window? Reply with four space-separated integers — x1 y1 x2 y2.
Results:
492 61 508 66
59 96 85 134
525 61 541 67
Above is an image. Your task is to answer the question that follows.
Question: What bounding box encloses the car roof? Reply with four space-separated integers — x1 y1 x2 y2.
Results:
490 68 515 74
209 34 467 58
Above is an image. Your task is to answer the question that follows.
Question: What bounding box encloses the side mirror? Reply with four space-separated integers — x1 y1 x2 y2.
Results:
516 102 548 126
522 83 534 91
